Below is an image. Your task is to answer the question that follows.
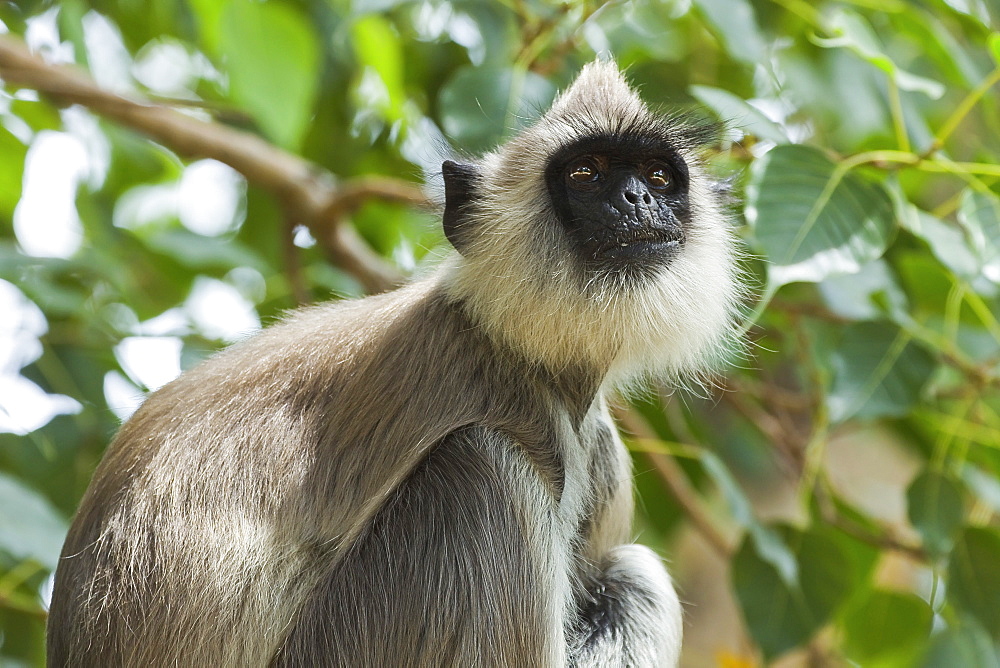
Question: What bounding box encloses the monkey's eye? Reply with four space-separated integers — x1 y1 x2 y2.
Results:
567 159 600 185
644 163 673 190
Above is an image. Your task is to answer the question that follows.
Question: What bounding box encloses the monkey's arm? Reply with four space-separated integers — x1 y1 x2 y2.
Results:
571 543 683 667
272 426 566 667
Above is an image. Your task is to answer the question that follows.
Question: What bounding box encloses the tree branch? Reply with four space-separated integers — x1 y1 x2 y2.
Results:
0 35 428 294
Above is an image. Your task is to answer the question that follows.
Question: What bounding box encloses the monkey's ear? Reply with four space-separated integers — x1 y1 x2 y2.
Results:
442 160 480 254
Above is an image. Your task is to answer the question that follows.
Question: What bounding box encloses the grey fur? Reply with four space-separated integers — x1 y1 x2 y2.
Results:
48 61 740 667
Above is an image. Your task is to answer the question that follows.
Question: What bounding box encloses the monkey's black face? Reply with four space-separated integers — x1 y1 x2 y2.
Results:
544 134 691 273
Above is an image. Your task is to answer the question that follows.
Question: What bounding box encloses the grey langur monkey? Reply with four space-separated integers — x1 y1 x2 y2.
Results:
47 61 742 667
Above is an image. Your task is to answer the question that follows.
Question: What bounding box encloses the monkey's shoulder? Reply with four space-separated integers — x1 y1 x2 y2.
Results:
125 280 446 420
99 277 560 488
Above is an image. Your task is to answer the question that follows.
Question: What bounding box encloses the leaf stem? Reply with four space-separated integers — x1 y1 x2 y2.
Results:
931 64 1000 152
840 149 1000 178
614 405 736 558
887 75 911 153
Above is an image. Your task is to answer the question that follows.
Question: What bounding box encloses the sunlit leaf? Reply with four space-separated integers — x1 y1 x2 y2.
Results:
745 145 896 287
351 14 405 123
590 1 688 63
139 228 266 272
815 9 945 98
187 0 226 53
10 98 61 133
958 189 1000 285
691 0 767 64
689 86 788 144
827 321 936 423
901 206 980 281
842 589 933 663
962 466 1000 514
0 126 27 220
893 250 958 319
438 65 556 153
0 472 67 570
219 0 320 150
819 259 908 321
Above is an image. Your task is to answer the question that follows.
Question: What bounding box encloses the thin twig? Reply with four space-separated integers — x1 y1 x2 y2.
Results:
612 404 736 558
0 35 428 294
831 515 928 562
720 391 803 477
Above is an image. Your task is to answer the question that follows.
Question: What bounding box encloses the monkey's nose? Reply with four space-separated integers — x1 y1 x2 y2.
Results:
623 190 653 205
620 175 653 207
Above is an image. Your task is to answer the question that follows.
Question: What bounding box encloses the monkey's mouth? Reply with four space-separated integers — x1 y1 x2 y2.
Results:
587 227 685 263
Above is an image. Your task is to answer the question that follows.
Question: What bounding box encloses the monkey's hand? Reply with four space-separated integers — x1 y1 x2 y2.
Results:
572 544 682 668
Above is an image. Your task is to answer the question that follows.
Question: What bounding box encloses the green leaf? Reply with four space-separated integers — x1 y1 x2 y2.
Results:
901 206 980 281
689 85 788 144
957 189 1000 285
827 321 936 423
188 0 226 53
894 250 957 317
962 466 1000 514
842 590 933 663
451 3 514 65
732 535 814 659
745 145 896 287
732 525 859 659
920 616 1000 668
438 66 556 153
590 1 689 63
819 259 908 321
697 450 798 582
139 228 266 272
704 452 799 584
907 470 964 557
0 126 27 221
814 9 945 99
697 449 754 528
989 33 1000 65
630 451 683 542
351 15 405 122
350 0 412 13
0 472 68 571
691 0 767 64
9 98 62 134
948 526 1000 638
218 0 320 150
796 528 860 622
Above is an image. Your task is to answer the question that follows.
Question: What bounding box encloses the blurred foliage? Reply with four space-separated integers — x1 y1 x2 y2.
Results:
1 0 1000 665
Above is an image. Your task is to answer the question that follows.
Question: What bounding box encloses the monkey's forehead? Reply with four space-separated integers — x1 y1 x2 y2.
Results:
493 61 716 169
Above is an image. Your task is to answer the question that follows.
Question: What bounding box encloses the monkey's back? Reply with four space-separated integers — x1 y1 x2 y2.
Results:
47 276 570 666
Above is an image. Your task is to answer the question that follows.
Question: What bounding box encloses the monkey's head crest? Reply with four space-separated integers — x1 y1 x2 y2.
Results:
441 60 744 390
